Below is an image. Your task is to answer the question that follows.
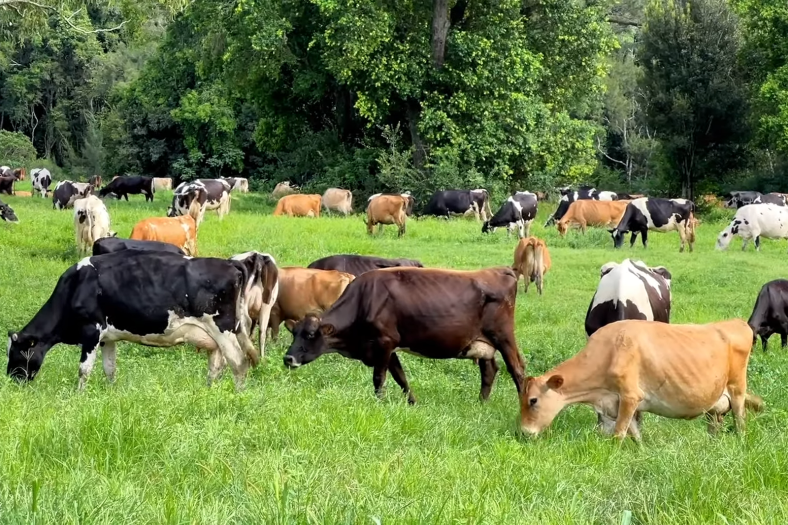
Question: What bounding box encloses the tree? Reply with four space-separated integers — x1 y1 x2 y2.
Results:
0 129 36 164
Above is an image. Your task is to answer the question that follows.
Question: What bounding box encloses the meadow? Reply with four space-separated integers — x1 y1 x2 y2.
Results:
1 185 788 524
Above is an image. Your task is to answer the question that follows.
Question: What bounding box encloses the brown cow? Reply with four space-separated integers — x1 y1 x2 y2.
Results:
322 188 353 216
273 194 321 217
269 267 355 340
367 194 409 237
520 319 763 441
557 199 629 236
130 201 200 256
153 177 173 191
512 237 551 295
272 181 299 199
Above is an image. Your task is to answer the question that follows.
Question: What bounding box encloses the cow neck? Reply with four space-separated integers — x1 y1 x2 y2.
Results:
20 287 70 352
544 349 606 407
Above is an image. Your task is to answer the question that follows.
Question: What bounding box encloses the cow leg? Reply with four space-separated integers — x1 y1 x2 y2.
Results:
755 236 761 252
398 220 406 237
78 333 101 390
705 411 725 435
123 193 129 201
742 238 750 251
729 387 747 434
101 341 117 383
478 358 499 401
372 355 391 400
613 393 642 441
629 231 638 248
517 220 525 239
494 337 525 394
678 223 687 253
388 353 416 404
206 349 225 386
781 332 787 348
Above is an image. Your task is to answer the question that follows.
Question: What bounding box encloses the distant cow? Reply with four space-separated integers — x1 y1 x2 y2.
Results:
0 199 18 223
716 203 788 251
725 191 784 208
610 198 695 252
222 177 249 193
92 237 185 256
366 194 409 236
519 319 762 441
585 259 671 338
544 187 598 226
512 237 551 295
168 179 232 224
597 191 618 201
31 168 52 198
74 195 114 254
307 254 423 276
322 188 353 216
98 176 154 201
272 181 299 199
130 202 200 256
88 175 102 189
230 251 280 357
557 199 629 236
273 194 321 217
153 178 173 191
421 189 493 221
367 192 415 216
482 191 538 238
53 181 93 210
283 267 527 406
1 167 24 180
0 175 15 195
748 280 788 351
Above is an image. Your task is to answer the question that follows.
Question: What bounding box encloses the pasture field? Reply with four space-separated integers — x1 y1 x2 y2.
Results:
1 185 788 524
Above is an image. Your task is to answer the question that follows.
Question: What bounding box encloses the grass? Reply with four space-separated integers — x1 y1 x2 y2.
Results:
1 184 788 524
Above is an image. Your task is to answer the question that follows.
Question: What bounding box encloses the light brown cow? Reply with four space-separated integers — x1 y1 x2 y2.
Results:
269 267 354 340
520 319 763 441
512 237 552 295
130 201 200 256
322 188 353 215
272 181 299 199
273 194 321 217
153 177 173 191
557 199 630 236
367 194 409 236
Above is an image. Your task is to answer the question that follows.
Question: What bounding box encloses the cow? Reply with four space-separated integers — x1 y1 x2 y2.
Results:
92 237 186 256
556 199 629 236
512 237 551 295
130 200 200 256
267 267 355 340
747 280 788 351
74 195 114 254
321 188 353 216
53 181 94 210
6 251 262 389
0 199 18 223
88 175 102 189
610 198 696 252
273 194 321 218
282 267 527 407
366 194 409 236
31 168 52 198
168 179 232 224
597 191 618 201
153 178 173 191
307 254 424 276
222 177 249 193
724 191 785 208
272 181 299 199
420 189 493 221
482 191 538 238
98 176 154 202
716 203 788 251
0 166 24 180
367 192 415 216
230 252 279 358
544 187 599 226
0 175 15 195
0 166 8 176
584 259 671 338
519 319 763 441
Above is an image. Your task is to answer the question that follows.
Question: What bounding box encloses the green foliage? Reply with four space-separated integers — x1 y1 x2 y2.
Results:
0 130 37 165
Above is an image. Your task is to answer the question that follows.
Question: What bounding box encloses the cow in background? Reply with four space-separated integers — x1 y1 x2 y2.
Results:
88 175 103 189
222 177 250 193
610 198 695 252
131 199 201 255
716 203 788 251
308 254 423 276
74 195 114 254
92 237 185 256
272 181 299 199
322 188 353 216
421 189 493 221
273 194 321 217
367 192 415 216
168 179 232 224
557 200 629 236
53 181 94 210
98 176 154 201
544 187 599 226
482 191 538 238
230 252 280 358
31 168 52 198
0 199 18 223
512 237 551 295
153 178 173 191
366 194 410 236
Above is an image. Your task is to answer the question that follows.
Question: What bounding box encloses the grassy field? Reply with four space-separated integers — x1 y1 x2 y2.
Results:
1 184 788 524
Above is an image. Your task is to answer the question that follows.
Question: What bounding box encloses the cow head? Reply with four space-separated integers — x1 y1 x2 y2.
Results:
0 201 18 223
481 221 493 234
283 314 334 368
556 220 569 236
6 331 47 381
520 375 566 436
609 228 625 248
715 220 740 250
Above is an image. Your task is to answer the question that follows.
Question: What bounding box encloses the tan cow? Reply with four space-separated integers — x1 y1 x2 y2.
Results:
520 319 763 441
74 195 114 254
512 237 552 295
153 177 173 191
270 267 355 340
322 188 353 215
273 194 321 217
130 201 200 256
557 199 630 236
272 181 299 199
367 194 409 236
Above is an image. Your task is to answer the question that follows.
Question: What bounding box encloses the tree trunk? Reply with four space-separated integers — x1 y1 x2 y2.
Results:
431 0 450 69
406 99 426 169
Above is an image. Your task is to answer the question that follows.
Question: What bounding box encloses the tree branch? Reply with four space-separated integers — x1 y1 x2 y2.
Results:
596 137 627 167
607 16 642 27
0 0 129 34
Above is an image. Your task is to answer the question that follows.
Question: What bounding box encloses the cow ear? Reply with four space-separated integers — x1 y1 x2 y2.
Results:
546 375 564 390
284 320 297 333
320 324 336 337
8 331 17 342
650 266 672 281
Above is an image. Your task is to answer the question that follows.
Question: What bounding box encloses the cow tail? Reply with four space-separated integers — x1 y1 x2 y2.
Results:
745 393 764 412
232 261 260 367
688 211 697 244
533 241 545 295
187 197 202 226
257 257 279 358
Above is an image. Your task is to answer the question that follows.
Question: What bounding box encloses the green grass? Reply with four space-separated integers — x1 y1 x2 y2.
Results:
1 185 787 524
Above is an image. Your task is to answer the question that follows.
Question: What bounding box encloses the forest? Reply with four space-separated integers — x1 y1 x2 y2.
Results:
0 0 786 201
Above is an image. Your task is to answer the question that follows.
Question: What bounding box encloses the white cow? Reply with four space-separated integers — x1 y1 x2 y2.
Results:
74 195 114 254
30 168 52 198
716 203 788 251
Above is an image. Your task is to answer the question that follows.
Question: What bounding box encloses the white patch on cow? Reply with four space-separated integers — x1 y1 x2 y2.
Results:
598 191 616 201
231 251 276 265
184 256 193 260
462 341 496 360
716 203 788 250
100 311 223 350
507 196 523 214
181 222 190 234
628 260 670 299
76 257 93 270
590 259 661 319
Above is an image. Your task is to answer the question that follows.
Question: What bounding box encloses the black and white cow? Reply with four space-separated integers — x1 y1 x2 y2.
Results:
6 250 269 389
597 191 618 201
221 177 249 193
725 191 786 208
420 189 492 221
92 236 186 256
98 176 154 201
748 279 788 351
167 179 232 224
610 198 695 252
544 187 599 226
0 198 19 223
30 168 52 198
482 191 538 238
585 259 672 337
52 181 94 210
715 203 788 251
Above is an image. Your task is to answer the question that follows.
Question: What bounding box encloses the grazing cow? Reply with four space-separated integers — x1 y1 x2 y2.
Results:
230 252 279 357
74 195 114 254
283 267 526 406
92 237 185 256
421 189 493 221
584 259 671 337
512 237 551 295
519 319 762 441
557 199 629 236
367 192 415 216
366 194 409 236
748 280 788 351
724 191 785 208
153 177 173 191
0 175 15 195
322 188 353 216
544 187 599 226
98 176 154 201
6 251 261 389
482 191 538 238
53 181 93 210
307 254 423 276
273 194 321 218
88 175 102 189
168 179 232 224
222 177 249 193
272 181 299 199
716 203 788 251
130 201 200 256
31 168 52 198
610 198 695 252
597 191 618 201
0 166 24 180
0 199 19 223
268 267 355 340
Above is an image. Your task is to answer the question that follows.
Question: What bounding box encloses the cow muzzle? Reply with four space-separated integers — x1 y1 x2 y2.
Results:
283 355 301 369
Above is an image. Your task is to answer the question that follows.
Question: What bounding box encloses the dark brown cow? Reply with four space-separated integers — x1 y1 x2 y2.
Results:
307 254 423 276
0 175 15 195
283 267 527 406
